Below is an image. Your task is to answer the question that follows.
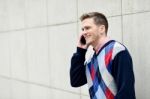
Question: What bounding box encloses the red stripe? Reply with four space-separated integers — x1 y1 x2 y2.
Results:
91 64 95 80
105 49 113 67
105 87 114 99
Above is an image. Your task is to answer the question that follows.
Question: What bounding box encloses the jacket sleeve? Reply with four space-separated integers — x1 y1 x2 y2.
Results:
112 50 136 99
70 47 87 87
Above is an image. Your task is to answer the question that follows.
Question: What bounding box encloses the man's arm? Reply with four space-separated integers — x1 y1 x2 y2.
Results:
70 47 87 87
112 50 136 99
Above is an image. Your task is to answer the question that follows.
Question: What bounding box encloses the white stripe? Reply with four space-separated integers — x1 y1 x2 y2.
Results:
97 49 117 95
86 63 93 88
112 42 125 59
108 81 118 95
95 85 106 99
85 54 92 64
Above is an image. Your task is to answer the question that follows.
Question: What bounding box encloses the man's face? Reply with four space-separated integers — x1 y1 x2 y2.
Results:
81 18 102 46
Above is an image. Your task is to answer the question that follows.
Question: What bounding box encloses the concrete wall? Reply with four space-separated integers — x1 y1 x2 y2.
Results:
0 0 150 99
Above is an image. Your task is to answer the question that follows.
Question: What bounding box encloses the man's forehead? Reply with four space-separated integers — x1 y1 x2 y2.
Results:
81 18 94 26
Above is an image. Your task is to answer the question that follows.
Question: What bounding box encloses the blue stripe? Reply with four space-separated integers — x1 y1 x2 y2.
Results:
105 41 115 54
89 56 102 99
89 86 95 99
96 68 108 95
107 61 113 73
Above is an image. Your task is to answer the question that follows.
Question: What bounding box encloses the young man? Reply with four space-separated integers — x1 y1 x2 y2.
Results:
70 12 136 99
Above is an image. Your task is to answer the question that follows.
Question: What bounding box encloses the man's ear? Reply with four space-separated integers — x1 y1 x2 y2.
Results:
99 25 105 33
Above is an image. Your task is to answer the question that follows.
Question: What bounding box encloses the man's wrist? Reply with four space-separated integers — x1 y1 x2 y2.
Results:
76 47 87 56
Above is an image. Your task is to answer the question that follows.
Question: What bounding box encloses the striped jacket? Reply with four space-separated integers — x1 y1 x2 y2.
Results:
70 40 136 99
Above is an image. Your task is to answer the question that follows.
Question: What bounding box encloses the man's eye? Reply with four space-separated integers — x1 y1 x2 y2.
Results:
82 27 90 31
85 27 90 30
82 28 84 31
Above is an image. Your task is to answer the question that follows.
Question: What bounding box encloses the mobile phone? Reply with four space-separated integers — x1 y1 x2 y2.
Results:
80 35 86 45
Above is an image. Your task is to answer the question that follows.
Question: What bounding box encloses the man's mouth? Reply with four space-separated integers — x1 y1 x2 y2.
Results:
85 35 90 40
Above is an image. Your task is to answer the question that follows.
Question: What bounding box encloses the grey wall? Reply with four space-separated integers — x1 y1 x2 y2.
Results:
0 0 150 99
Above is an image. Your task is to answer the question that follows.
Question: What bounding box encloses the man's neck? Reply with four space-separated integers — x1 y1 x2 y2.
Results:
93 36 110 54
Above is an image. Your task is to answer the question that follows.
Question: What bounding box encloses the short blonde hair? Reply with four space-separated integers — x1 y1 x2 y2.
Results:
80 12 108 33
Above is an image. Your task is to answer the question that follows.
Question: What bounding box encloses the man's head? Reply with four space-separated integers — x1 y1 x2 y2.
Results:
80 12 108 34
80 12 108 47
